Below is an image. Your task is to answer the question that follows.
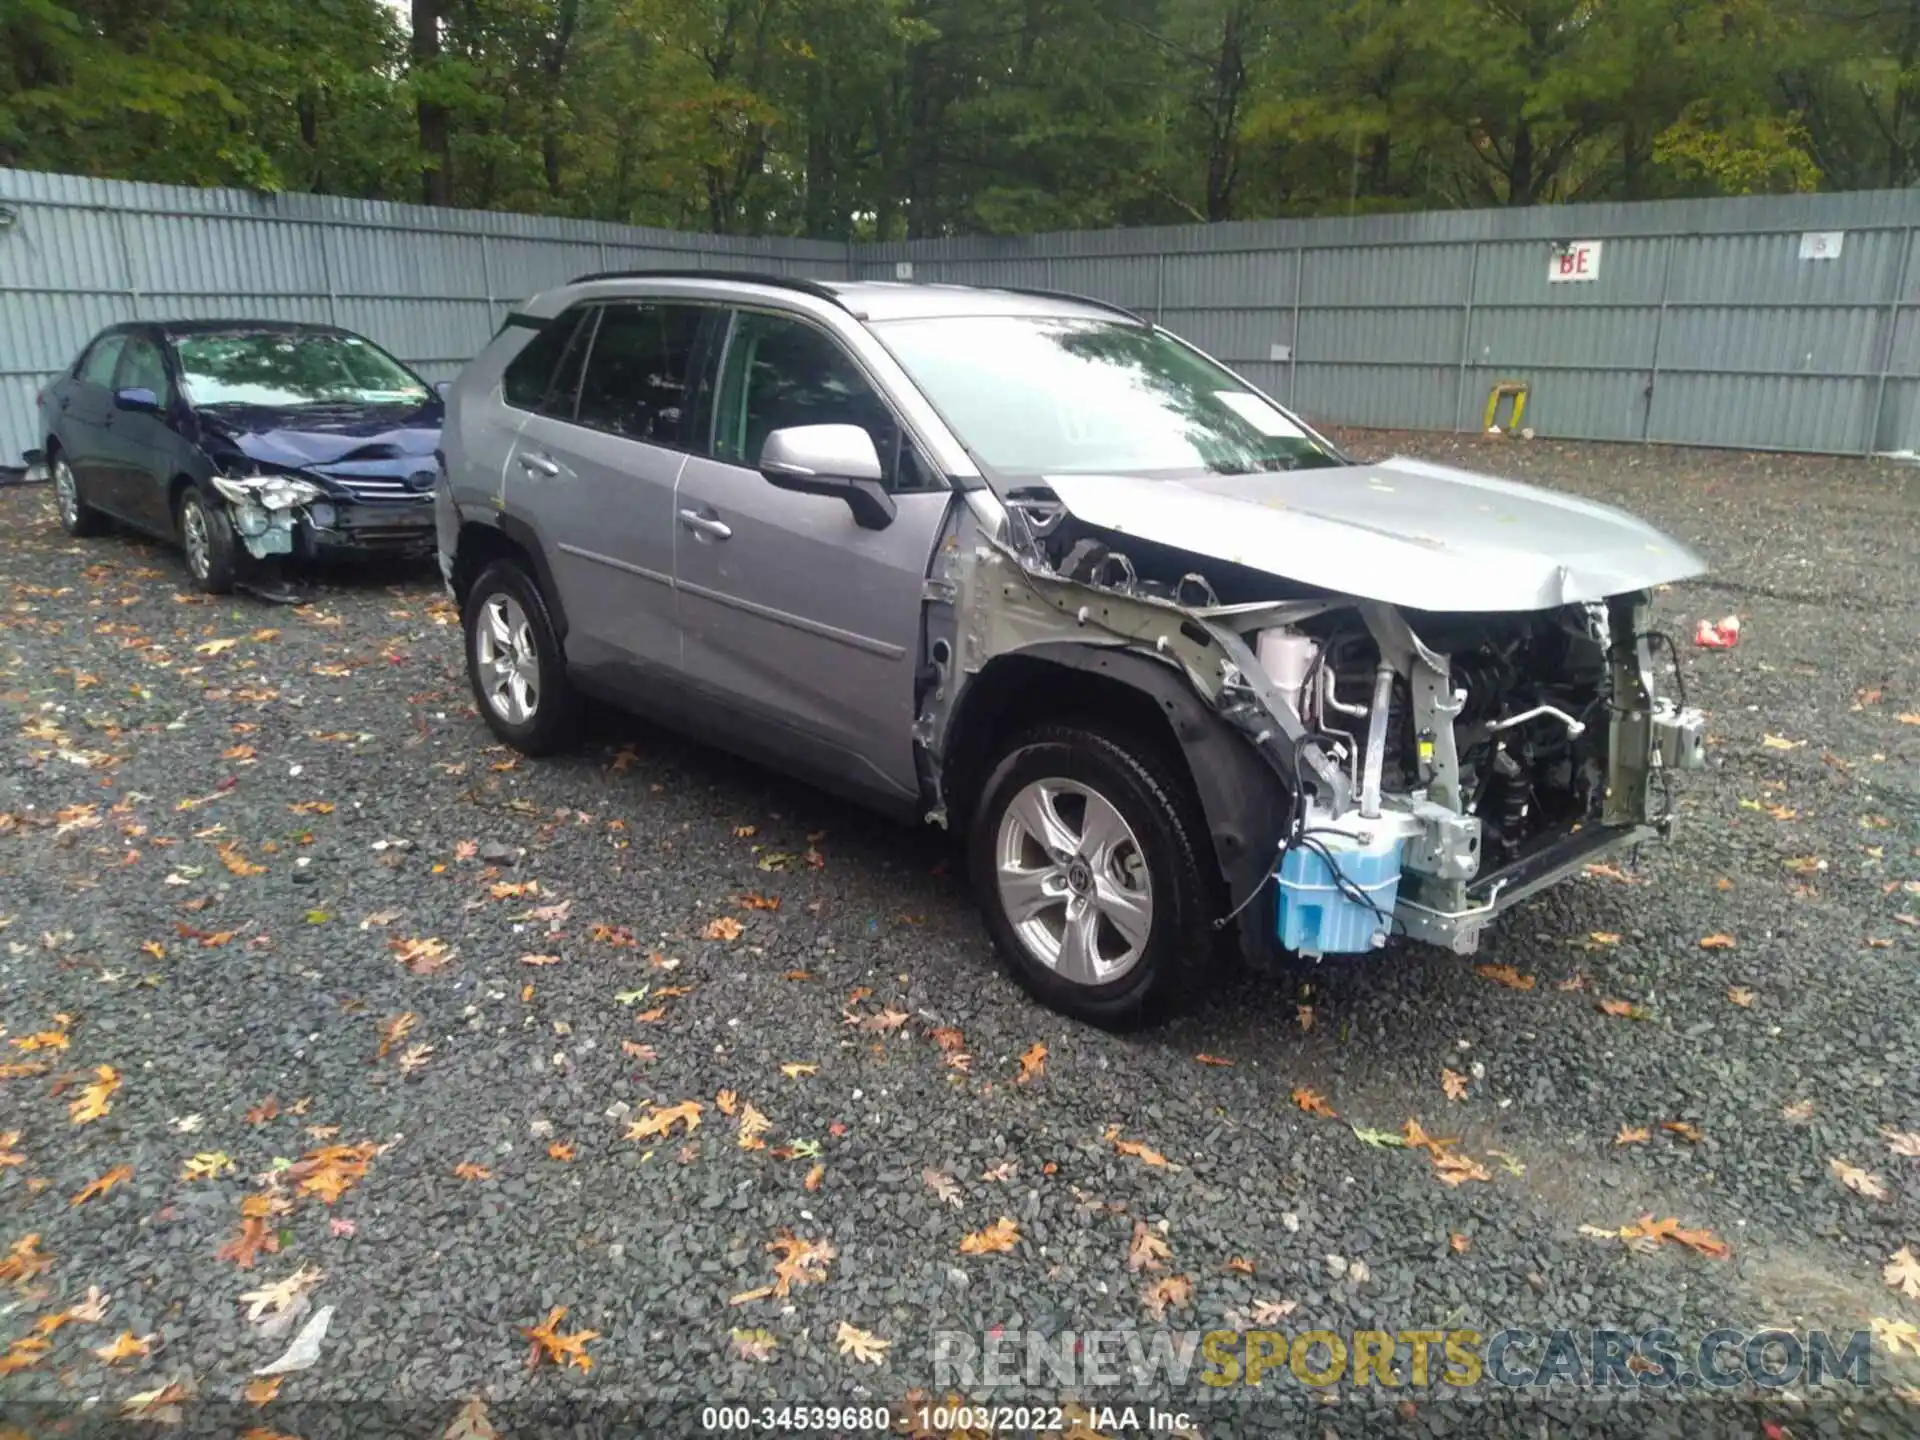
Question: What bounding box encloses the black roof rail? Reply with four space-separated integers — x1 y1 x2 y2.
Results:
976 285 1151 326
567 268 849 309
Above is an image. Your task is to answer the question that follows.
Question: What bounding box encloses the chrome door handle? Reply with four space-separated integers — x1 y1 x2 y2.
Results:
677 508 732 541
518 453 560 477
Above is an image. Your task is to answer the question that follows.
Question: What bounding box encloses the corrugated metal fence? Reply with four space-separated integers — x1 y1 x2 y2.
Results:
3 167 1917 464
856 191 1920 458
0 167 848 469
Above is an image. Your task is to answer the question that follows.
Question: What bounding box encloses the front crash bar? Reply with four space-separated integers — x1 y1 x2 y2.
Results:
1394 820 1661 955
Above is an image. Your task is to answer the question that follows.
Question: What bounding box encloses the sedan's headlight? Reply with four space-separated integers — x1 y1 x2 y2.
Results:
212 474 324 510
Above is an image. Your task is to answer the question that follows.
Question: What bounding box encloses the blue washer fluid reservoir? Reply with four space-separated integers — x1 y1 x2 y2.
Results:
1275 823 1406 956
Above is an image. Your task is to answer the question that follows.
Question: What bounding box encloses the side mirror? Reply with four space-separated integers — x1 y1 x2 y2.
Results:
758 424 896 531
114 387 160 413
434 380 453 398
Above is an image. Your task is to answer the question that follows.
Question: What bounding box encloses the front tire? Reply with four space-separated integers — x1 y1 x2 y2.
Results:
52 454 106 537
177 487 236 595
968 724 1217 1029
462 559 577 755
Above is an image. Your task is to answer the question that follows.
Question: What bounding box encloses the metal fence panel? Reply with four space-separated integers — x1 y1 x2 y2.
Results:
4 167 1918 462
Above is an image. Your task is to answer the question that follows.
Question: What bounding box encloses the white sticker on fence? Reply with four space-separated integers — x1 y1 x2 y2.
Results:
1549 241 1602 283
1798 231 1843 261
894 260 914 280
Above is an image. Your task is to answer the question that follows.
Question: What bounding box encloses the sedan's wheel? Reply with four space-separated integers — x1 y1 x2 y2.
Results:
462 559 576 754
52 456 105 537
176 488 236 595
969 724 1217 1029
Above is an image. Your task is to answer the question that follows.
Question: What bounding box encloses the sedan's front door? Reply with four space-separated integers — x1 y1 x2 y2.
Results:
673 308 952 808
503 301 711 682
104 333 181 535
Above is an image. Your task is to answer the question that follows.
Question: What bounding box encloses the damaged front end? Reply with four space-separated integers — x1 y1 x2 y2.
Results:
210 473 333 560
919 485 1708 961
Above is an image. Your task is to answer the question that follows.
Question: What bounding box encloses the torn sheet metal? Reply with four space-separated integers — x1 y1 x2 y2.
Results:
213 473 322 560
1039 457 1707 613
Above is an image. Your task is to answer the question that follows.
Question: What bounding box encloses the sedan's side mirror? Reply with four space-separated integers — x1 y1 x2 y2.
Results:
114 387 160 413
758 424 896 531
434 380 453 398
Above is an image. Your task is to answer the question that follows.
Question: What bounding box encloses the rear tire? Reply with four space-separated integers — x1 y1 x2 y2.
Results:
52 453 106 537
463 559 577 755
177 487 236 595
968 723 1216 1029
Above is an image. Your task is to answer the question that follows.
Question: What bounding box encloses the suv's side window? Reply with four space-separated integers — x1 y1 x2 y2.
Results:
78 334 127 389
711 311 935 492
501 310 588 414
115 335 172 402
574 302 706 445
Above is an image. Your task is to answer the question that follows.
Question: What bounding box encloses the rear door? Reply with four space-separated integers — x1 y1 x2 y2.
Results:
104 331 181 534
62 332 127 509
502 299 712 680
672 307 952 807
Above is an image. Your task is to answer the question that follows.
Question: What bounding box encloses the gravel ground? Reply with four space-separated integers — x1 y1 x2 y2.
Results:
0 435 1917 1440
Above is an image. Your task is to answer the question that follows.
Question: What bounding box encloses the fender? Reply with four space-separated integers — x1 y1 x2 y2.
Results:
456 506 572 644
952 643 1292 960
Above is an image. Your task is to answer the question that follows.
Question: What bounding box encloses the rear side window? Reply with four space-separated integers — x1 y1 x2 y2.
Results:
77 334 126 388
501 313 583 411
575 303 706 445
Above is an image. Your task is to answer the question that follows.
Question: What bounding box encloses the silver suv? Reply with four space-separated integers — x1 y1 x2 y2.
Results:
437 272 1707 1028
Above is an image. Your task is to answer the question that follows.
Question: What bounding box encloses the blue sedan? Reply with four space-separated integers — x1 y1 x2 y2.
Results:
37 320 445 595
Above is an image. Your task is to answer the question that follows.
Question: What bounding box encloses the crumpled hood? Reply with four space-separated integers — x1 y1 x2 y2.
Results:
1039 455 1707 612
201 405 442 473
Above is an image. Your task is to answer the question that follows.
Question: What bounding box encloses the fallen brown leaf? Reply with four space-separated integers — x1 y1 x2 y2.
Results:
959 1217 1020 1255
1015 1042 1046 1084
1291 1087 1337 1119
69 1164 133 1207
1126 1221 1171 1274
521 1305 599 1372
1830 1157 1889 1200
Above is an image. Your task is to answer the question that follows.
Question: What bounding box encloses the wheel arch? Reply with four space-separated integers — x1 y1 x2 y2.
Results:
451 515 569 642
940 644 1290 937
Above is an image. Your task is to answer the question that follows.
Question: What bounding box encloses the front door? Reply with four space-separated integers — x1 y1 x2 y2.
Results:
503 301 712 682
673 307 952 807
104 333 179 535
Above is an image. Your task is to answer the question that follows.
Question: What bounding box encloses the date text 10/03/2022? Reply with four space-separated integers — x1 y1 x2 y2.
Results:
698 1404 1197 1433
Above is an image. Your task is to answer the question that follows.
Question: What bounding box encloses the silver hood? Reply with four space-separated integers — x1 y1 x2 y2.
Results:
1039 455 1708 612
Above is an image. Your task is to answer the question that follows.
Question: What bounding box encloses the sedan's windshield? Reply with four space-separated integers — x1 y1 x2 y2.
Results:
872 315 1343 478
173 331 431 408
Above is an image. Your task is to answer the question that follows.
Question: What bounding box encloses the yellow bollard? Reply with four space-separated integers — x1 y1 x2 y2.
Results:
1483 381 1529 433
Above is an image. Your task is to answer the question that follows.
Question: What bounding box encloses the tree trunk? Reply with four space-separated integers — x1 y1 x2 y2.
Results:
541 0 580 199
1507 121 1534 204
411 0 450 206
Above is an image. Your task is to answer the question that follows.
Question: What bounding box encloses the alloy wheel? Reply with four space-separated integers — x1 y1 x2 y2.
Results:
475 593 541 725
54 460 79 528
182 500 211 581
994 777 1154 986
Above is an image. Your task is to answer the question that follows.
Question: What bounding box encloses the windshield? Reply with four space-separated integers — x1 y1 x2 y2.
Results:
873 315 1343 478
174 331 431 408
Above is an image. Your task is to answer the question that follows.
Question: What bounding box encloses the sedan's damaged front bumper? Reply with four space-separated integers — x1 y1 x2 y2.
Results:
213 474 434 562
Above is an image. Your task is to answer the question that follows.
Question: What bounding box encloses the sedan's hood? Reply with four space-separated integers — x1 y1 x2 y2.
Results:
200 405 442 471
1039 456 1707 612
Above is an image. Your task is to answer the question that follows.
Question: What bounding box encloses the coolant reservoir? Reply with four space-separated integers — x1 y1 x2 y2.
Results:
1256 629 1318 722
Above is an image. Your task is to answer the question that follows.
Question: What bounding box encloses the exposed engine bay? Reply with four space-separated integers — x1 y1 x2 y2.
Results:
921 481 1709 960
